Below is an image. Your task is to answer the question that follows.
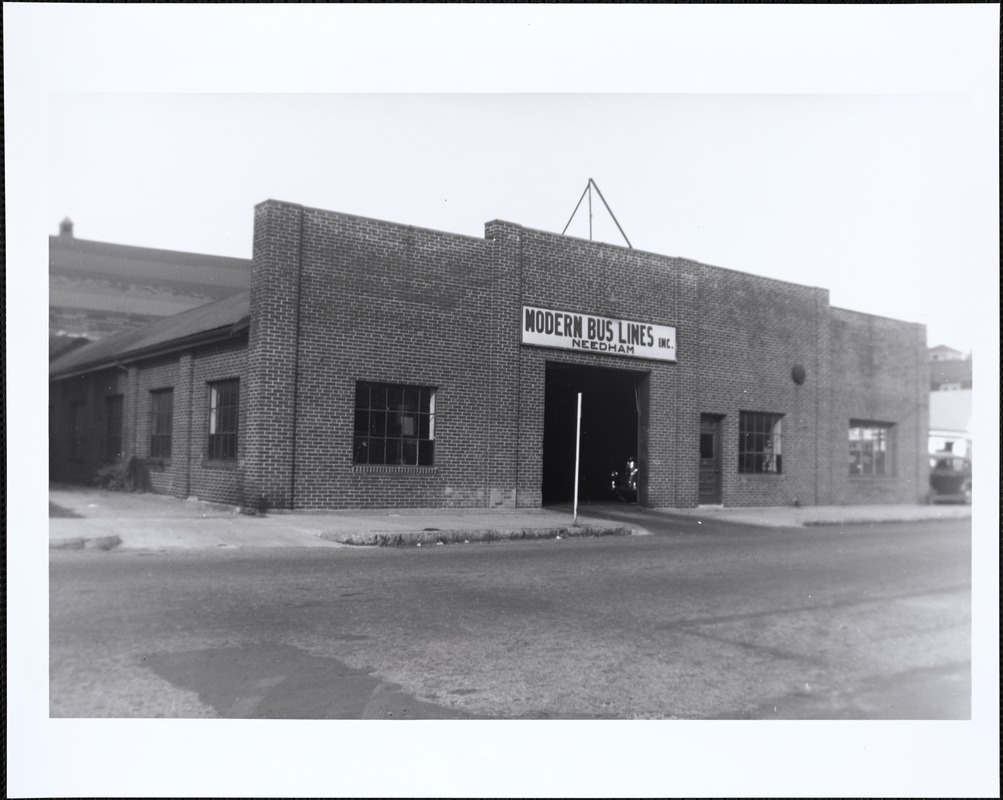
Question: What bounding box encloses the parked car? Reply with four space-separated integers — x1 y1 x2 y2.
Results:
928 454 972 504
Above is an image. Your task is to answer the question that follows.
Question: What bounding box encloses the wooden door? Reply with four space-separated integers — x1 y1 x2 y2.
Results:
698 415 723 504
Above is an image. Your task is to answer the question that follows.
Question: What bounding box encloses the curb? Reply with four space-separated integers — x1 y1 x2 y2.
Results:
320 524 637 547
802 515 971 527
660 508 971 529
50 535 123 551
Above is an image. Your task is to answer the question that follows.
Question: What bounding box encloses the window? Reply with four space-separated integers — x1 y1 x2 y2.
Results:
353 381 435 466
70 401 86 460
149 389 173 459
208 379 239 461
739 412 783 474
699 433 714 459
105 395 124 459
849 421 893 476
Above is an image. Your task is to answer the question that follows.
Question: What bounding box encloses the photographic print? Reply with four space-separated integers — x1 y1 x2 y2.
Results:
8 5 999 798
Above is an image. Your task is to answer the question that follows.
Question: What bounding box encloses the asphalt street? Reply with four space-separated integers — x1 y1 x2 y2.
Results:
49 509 972 719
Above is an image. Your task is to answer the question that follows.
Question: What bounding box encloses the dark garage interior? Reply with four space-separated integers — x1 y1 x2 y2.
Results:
542 362 645 506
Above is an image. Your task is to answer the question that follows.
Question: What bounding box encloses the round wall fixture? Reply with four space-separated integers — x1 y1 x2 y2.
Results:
791 365 807 385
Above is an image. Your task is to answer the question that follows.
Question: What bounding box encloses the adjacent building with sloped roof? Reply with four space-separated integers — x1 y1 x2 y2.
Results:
49 218 251 340
49 292 250 493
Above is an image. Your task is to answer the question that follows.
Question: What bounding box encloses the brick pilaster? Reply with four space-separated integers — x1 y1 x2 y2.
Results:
244 200 304 509
171 353 194 498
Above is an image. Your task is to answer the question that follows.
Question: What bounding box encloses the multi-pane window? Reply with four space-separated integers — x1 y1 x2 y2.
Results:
149 389 174 459
353 382 435 466
738 412 783 474
849 421 893 476
208 379 239 461
105 395 123 460
70 401 86 460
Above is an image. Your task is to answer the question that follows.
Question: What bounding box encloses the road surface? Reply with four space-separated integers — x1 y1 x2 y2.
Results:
50 509 971 719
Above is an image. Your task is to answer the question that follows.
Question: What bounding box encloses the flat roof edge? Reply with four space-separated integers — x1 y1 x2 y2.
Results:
256 200 486 244
831 305 926 328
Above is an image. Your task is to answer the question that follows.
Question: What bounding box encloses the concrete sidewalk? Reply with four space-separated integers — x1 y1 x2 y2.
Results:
656 503 973 529
47 486 639 551
48 485 970 551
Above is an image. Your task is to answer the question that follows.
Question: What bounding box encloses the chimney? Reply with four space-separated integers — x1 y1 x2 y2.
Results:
59 217 74 238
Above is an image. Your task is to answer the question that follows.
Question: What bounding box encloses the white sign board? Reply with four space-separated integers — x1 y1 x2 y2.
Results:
522 305 677 362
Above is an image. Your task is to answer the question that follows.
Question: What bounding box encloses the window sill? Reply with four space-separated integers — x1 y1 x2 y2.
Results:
353 465 438 475
848 475 896 481
202 459 239 470
737 472 786 479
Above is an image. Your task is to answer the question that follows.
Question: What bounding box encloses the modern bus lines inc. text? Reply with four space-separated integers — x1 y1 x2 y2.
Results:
521 305 677 363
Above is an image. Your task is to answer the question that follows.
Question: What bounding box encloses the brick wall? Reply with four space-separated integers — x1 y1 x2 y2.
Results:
49 337 248 505
514 225 682 508
242 202 930 510
690 264 830 507
189 340 248 504
134 357 181 494
244 201 304 510
49 368 129 485
828 309 929 504
51 203 927 511
484 222 524 507
249 202 502 509
514 227 831 508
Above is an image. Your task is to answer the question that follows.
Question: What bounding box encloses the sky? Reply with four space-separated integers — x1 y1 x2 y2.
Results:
47 91 990 354
6 5 1000 798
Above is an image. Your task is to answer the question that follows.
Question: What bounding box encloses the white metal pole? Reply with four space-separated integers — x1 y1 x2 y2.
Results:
573 392 582 525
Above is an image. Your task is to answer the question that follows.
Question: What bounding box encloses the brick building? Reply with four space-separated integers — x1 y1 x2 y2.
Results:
49 200 930 510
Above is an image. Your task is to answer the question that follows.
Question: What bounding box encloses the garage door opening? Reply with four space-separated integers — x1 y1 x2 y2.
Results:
542 362 647 506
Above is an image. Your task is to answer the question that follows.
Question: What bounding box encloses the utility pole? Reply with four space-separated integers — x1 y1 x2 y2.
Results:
573 392 582 525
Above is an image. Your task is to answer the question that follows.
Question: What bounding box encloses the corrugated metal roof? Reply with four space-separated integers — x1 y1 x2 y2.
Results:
49 235 251 286
49 291 250 378
49 333 92 361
